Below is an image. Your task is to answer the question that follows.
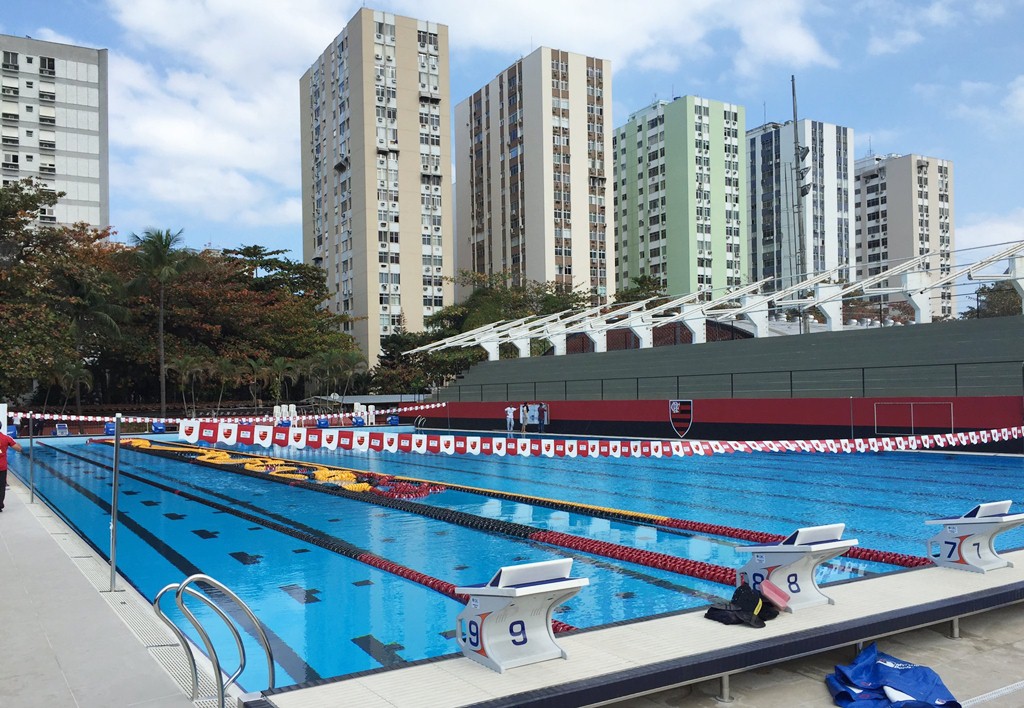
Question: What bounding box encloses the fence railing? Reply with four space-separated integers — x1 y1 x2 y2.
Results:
439 360 1024 402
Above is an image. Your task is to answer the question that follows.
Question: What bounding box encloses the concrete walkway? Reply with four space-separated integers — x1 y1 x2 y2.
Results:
6 468 1024 708
0 475 195 708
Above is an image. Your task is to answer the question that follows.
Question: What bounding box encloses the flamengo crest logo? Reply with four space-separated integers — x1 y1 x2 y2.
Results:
669 399 693 438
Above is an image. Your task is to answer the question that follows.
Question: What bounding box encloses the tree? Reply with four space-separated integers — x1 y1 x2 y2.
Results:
56 359 94 432
267 356 300 405
338 350 368 402
129 229 201 416
166 352 209 417
614 275 666 303
244 357 272 412
210 358 245 415
960 282 1023 319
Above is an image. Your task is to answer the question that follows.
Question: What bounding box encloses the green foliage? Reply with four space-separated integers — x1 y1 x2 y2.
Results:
614 275 666 303
960 282 1023 319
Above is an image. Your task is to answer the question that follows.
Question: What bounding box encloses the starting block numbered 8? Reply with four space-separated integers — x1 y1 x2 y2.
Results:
737 523 858 611
926 500 1024 573
455 558 588 673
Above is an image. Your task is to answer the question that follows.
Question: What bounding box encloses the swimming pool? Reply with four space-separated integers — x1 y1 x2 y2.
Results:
10 434 1023 693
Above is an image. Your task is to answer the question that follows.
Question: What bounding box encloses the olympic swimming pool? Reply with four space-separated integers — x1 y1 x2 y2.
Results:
10 433 1024 693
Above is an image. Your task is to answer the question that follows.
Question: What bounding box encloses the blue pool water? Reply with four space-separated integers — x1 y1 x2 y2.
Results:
10 434 1023 692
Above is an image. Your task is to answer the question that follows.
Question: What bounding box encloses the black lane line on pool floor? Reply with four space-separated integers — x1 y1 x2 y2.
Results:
300 447 944 550
72 444 724 603
170 442 895 574
114 443 741 588
28 447 322 685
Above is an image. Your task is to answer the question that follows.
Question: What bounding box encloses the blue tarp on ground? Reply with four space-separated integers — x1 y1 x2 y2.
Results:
825 642 961 707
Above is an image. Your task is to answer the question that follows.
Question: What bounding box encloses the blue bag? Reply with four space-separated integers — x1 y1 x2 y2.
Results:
826 643 960 707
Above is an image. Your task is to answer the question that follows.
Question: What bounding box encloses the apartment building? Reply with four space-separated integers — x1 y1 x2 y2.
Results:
613 97 747 300
854 153 954 319
454 47 613 302
0 34 108 227
300 9 453 364
747 119 854 291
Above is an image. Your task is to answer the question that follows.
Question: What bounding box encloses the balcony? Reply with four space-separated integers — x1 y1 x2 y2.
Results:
1 161 18 170
39 91 55 102
1 137 17 146
1 87 16 97
39 164 55 174
39 67 55 77
39 116 55 125
1 62 18 72
39 140 55 150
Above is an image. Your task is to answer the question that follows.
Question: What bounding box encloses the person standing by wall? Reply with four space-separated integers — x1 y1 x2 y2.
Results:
0 428 24 512
538 402 548 434
520 402 529 434
504 403 516 432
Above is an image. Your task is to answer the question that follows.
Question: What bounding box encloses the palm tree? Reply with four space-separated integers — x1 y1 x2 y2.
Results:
210 358 245 416
267 356 299 406
129 228 199 416
338 350 368 403
57 360 94 433
62 273 126 343
244 357 272 413
304 350 342 398
166 353 208 417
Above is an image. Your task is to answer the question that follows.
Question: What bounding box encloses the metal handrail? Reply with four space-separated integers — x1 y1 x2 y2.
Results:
153 574 275 708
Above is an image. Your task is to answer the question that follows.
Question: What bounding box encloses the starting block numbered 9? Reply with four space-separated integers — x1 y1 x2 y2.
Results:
455 558 588 673
926 500 1024 573
737 523 858 612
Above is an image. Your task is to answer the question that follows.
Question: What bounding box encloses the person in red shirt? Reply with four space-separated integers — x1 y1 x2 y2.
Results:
0 430 23 512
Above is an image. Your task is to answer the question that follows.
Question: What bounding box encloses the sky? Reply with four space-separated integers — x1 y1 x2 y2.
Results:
4 0 1023 309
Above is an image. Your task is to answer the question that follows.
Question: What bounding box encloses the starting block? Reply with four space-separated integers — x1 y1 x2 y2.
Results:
54 423 69 437
737 523 858 611
925 500 1024 573
455 559 588 673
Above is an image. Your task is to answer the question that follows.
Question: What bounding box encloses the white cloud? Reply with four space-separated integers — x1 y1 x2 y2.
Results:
867 29 923 56
950 74 1024 130
956 208 1024 256
862 0 989 56
78 0 841 235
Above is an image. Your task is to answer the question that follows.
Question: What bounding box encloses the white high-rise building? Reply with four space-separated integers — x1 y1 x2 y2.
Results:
854 153 955 319
454 47 613 303
0 35 108 227
747 120 854 291
300 9 453 364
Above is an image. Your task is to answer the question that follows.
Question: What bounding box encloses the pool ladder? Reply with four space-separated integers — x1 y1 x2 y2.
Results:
154 574 274 708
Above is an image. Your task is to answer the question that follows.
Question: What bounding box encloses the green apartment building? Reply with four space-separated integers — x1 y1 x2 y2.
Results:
613 97 746 301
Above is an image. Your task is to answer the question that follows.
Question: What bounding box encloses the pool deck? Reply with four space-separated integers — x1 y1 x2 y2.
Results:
5 472 1024 708
0 476 204 708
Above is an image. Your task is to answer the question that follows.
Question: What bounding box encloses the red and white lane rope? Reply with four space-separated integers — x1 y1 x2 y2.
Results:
174 420 1023 457
3 402 448 426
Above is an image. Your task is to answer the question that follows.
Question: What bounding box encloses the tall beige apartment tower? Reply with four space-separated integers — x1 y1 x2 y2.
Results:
854 153 954 319
1 35 108 228
454 47 613 303
300 9 453 364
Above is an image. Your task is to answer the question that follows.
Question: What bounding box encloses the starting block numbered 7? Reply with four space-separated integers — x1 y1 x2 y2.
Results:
737 523 858 611
455 559 588 673
926 500 1024 573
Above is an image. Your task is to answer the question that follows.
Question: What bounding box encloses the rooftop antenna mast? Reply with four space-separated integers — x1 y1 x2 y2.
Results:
791 75 811 334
